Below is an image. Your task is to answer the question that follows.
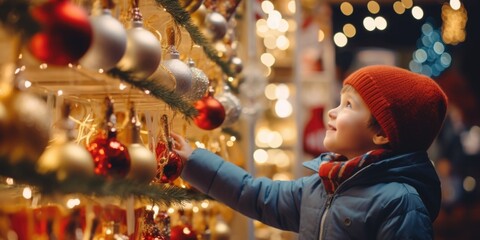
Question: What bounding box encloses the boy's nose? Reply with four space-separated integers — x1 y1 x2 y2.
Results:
327 107 337 119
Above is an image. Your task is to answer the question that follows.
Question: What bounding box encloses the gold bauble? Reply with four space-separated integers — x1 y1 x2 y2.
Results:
191 4 207 27
37 141 94 181
126 143 157 183
116 21 162 80
0 90 50 163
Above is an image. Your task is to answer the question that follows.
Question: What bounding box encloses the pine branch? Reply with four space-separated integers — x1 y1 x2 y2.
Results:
108 67 198 120
154 0 236 78
0 155 209 205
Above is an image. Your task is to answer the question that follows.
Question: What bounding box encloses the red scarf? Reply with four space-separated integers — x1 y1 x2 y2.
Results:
319 149 391 194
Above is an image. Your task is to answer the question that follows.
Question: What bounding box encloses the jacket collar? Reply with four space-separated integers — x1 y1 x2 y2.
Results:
302 151 427 173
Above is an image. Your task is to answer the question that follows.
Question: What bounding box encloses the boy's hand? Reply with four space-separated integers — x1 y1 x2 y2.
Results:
171 132 194 161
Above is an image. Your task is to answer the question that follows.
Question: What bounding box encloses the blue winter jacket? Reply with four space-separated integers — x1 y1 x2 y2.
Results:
181 149 441 240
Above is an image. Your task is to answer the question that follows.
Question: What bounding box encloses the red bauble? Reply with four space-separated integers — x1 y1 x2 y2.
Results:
155 141 184 183
170 225 197 240
193 94 226 130
87 133 131 178
29 0 92 65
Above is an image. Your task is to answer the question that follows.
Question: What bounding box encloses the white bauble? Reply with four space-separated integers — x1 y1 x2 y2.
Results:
80 9 127 71
163 47 192 95
117 21 161 79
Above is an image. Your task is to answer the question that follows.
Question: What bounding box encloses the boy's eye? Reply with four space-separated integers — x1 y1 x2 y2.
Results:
346 101 352 108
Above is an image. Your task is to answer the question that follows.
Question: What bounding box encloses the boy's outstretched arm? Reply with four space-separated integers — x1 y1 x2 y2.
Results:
170 132 302 232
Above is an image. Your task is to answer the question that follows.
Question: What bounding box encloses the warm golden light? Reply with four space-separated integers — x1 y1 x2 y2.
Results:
401 0 413 9
340 2 354 16
393 1 406 14
333 32 348 47
343 23 356 38
367 1 380 14
318 29 325 42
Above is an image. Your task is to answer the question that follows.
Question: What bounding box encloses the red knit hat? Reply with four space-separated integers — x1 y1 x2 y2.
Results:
343 65 448 153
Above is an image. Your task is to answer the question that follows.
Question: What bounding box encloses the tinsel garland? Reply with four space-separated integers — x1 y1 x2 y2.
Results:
0 156 209 205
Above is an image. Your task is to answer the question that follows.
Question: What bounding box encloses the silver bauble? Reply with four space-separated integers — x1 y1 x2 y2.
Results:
117 21 161 79
79 9 127 71
217 86 242 127
163 48 192 95
205 12 227 41
0 91 50 164
37 141 94 181
185 58 209 101
126 143 157 183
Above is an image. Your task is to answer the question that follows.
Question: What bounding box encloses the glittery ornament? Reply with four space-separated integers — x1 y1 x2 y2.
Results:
162 26 192 95
126 106 156 183
116 6 161 79
185 58 209 101
193 88 226 130
155 115 184 183
142 209 169 240
28 0 93 65
87 98 130 178
205 12 227 41
79 9 127 71
217 86 242 127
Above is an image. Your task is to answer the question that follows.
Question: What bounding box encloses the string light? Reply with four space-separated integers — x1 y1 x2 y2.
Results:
409 22 451 77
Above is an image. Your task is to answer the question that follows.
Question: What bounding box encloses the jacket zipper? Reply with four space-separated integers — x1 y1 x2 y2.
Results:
318 194 334 240
318 164 374 240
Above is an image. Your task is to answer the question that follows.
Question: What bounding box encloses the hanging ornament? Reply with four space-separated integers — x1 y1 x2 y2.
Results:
116 1 161 79
37 102 94 181
217 85 241 127
155 115 184 183
162 26 192 95
303 106 327 156
205 12 228 41
125 105 157 183
87 98 130 179
190 4 207 27
193 87 225 130
142 209 163 239
28 0 93 65
184 58 209 102
0 71 50 164
79 0 127 71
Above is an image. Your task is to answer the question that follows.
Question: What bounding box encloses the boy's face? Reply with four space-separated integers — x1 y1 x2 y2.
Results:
323 86 381 159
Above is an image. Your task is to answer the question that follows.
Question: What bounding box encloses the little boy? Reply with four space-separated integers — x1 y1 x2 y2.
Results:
172 65 448 239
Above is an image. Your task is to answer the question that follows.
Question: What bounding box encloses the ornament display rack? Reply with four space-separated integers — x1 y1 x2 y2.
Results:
1 0 244 238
